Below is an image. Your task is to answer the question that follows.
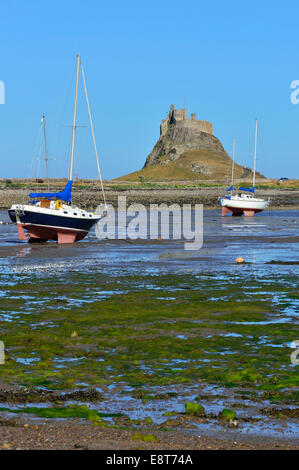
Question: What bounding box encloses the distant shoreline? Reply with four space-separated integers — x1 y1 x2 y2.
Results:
1 186 299 210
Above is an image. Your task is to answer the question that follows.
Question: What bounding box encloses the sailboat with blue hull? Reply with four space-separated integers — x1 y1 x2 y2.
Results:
8 54 105 243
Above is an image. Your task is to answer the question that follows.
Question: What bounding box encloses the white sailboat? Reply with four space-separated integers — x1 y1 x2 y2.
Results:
219 120 270 216
8 54 106 243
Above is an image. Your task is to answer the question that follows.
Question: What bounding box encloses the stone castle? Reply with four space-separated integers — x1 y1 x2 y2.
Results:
160 104 213 137
143 103 221 168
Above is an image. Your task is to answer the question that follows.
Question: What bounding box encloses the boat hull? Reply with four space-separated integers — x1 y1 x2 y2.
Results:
8 209 16 223
221 205 264 217
9 206 99 243
219 197 269 217
23 223 88 243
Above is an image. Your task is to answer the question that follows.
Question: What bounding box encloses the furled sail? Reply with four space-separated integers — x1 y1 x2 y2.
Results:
29 180 73 202
238 186 255 193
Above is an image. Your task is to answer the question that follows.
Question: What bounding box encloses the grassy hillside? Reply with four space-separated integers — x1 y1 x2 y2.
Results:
117 149 264 182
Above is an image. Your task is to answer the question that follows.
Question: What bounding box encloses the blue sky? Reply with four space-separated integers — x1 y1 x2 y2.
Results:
1 0 299 180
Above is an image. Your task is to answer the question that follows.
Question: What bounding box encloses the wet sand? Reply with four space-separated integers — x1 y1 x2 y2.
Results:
0 416 298 450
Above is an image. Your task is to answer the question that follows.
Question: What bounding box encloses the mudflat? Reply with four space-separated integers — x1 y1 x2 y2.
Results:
0 209 298 450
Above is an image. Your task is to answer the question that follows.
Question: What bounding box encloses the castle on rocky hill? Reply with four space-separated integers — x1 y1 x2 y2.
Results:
143 103 223 168
160 104 213 137
118 103 265 181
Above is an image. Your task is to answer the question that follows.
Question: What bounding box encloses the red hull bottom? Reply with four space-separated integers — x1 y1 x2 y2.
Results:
17 223 87 244
221 206 263 217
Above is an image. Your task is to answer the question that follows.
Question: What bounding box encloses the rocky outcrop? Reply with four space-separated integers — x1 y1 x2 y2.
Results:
144 123 230 168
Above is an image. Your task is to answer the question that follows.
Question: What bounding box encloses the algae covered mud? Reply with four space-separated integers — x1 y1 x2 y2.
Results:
0 209 298 447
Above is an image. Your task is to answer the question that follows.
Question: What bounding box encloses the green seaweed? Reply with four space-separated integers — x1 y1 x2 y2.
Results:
0 270 298 408
185 402 206 417
219 409 237 421
130 433 158 442
0 404 123 422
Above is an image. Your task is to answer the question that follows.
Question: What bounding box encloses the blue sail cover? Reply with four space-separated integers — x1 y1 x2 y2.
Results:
239 186 255 193
29 180 73 202
226 185 233 192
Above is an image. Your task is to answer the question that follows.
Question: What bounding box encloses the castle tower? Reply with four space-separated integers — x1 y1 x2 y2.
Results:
160 104 213 137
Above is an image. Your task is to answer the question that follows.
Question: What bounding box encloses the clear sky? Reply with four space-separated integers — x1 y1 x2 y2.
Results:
1 0 299 180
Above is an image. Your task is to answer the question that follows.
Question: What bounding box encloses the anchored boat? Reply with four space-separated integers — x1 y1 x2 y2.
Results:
8 54 106 243
219 120 270 217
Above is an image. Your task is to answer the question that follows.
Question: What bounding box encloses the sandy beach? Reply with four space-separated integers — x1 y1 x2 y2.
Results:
0 415 298 450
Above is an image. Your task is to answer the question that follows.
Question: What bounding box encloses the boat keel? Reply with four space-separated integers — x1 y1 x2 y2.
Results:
16 224 87 244
221 207 260 217
17 223 27 241
57 231 77 244
243 209 255 217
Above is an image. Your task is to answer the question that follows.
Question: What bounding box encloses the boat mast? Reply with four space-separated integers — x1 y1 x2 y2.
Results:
42 114 49 191
253 119 258 190
69 54 80 182
231 137 235 192
80 59 107 209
